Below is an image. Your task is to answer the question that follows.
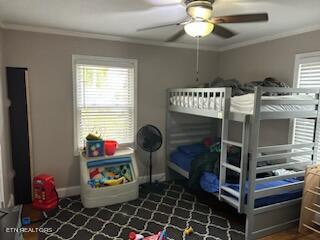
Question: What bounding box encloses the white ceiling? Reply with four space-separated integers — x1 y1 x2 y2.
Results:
0 0 320 50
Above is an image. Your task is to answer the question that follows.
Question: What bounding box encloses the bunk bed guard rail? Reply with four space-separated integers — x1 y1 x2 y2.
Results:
167 88 232 119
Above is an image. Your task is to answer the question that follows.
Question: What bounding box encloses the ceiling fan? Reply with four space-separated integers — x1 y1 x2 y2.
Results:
137 0 269 41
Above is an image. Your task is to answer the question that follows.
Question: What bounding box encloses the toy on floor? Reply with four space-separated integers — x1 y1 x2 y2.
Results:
22 217 31 226
27 174 59 226
184 226 193 236
129 232 144 240
128 230 167 240
32 174 58 211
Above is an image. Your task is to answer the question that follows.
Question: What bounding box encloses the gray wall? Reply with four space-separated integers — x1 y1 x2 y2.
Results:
218 29 320 146
3 30 219 189
218 29 320 86
0 28 14 206
3 28 320 191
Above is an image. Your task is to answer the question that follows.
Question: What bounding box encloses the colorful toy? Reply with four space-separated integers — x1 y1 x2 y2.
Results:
129 232 144 240
128 230 167 240
87 163 133 188
86 140 104 157
86 133 102 141
89 167 105 179
89 168 99 179
87 179 99 188
104 171 116 180
122 165 133 182
157 230 167 240
105 176 125 186
184 226 193 236
22 217 31 226
32 174 58 212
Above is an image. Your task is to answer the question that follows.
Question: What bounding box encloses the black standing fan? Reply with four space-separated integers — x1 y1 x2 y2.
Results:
137 125 163 185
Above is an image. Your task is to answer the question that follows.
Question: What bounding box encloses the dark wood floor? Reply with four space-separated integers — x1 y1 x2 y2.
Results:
260 228 318 240
22 204 41 240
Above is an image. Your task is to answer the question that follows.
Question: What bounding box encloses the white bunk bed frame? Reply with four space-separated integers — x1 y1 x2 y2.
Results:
166 86 320 239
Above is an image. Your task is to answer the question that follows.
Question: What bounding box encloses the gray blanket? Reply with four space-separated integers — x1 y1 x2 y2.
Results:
201 77 290 97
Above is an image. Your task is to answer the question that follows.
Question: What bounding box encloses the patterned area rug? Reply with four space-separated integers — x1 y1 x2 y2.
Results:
39 182 245 240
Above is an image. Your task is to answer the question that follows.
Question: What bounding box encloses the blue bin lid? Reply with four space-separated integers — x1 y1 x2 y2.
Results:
87 157 131 168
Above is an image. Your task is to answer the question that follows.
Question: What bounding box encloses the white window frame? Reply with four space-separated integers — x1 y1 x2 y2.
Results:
72 55 138 155
290 51 320 161
293 51 320 88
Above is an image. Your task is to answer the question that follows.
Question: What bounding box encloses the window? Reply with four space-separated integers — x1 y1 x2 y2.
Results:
73 55 137 153
292 51 320 161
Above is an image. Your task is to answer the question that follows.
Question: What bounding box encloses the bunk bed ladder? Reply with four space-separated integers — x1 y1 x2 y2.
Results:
219 88 249 213
219 116 250 213
218 88 230 205
239 115 250 212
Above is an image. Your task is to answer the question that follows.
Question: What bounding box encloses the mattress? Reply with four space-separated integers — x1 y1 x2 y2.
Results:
170 93 314 115
170 150 194 172
199 171 302 208
170 156 302 208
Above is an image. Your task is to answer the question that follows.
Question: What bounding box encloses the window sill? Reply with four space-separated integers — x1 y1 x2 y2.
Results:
74 147 135 159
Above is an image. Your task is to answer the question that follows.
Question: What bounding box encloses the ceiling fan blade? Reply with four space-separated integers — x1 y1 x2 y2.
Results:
137 21 186 32
166 29 185 42
213 13 268 24
145 0 183 6
212 24 237 39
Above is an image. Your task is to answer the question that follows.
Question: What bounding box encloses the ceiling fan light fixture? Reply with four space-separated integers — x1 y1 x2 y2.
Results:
186 2 213 19
187 6 212 19
184 21 214 38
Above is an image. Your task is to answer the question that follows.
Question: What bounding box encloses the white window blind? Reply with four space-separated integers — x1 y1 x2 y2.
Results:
293 53 320 162
73 56 136 152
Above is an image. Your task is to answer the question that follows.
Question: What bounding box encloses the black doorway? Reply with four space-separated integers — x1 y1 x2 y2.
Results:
6 67 32 204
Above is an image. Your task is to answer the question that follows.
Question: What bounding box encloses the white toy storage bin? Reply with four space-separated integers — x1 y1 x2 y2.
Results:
80 148 139 208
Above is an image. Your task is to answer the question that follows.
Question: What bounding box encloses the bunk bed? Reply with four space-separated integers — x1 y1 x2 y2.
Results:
166 87 320 239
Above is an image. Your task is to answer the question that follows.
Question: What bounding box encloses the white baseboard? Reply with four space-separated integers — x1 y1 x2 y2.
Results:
138 173 166 184
56 172 166 198
56 186 80 198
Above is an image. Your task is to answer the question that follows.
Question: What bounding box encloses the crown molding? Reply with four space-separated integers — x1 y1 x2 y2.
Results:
2 23 219 52
2 22 320 52
218 23 320 52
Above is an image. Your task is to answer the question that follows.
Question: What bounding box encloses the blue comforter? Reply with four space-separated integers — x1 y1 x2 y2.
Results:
170 143 207 172
170 143 302 208
200 171 302 208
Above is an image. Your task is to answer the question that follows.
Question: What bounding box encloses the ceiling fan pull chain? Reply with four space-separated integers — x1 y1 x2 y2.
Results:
196 36 200 83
